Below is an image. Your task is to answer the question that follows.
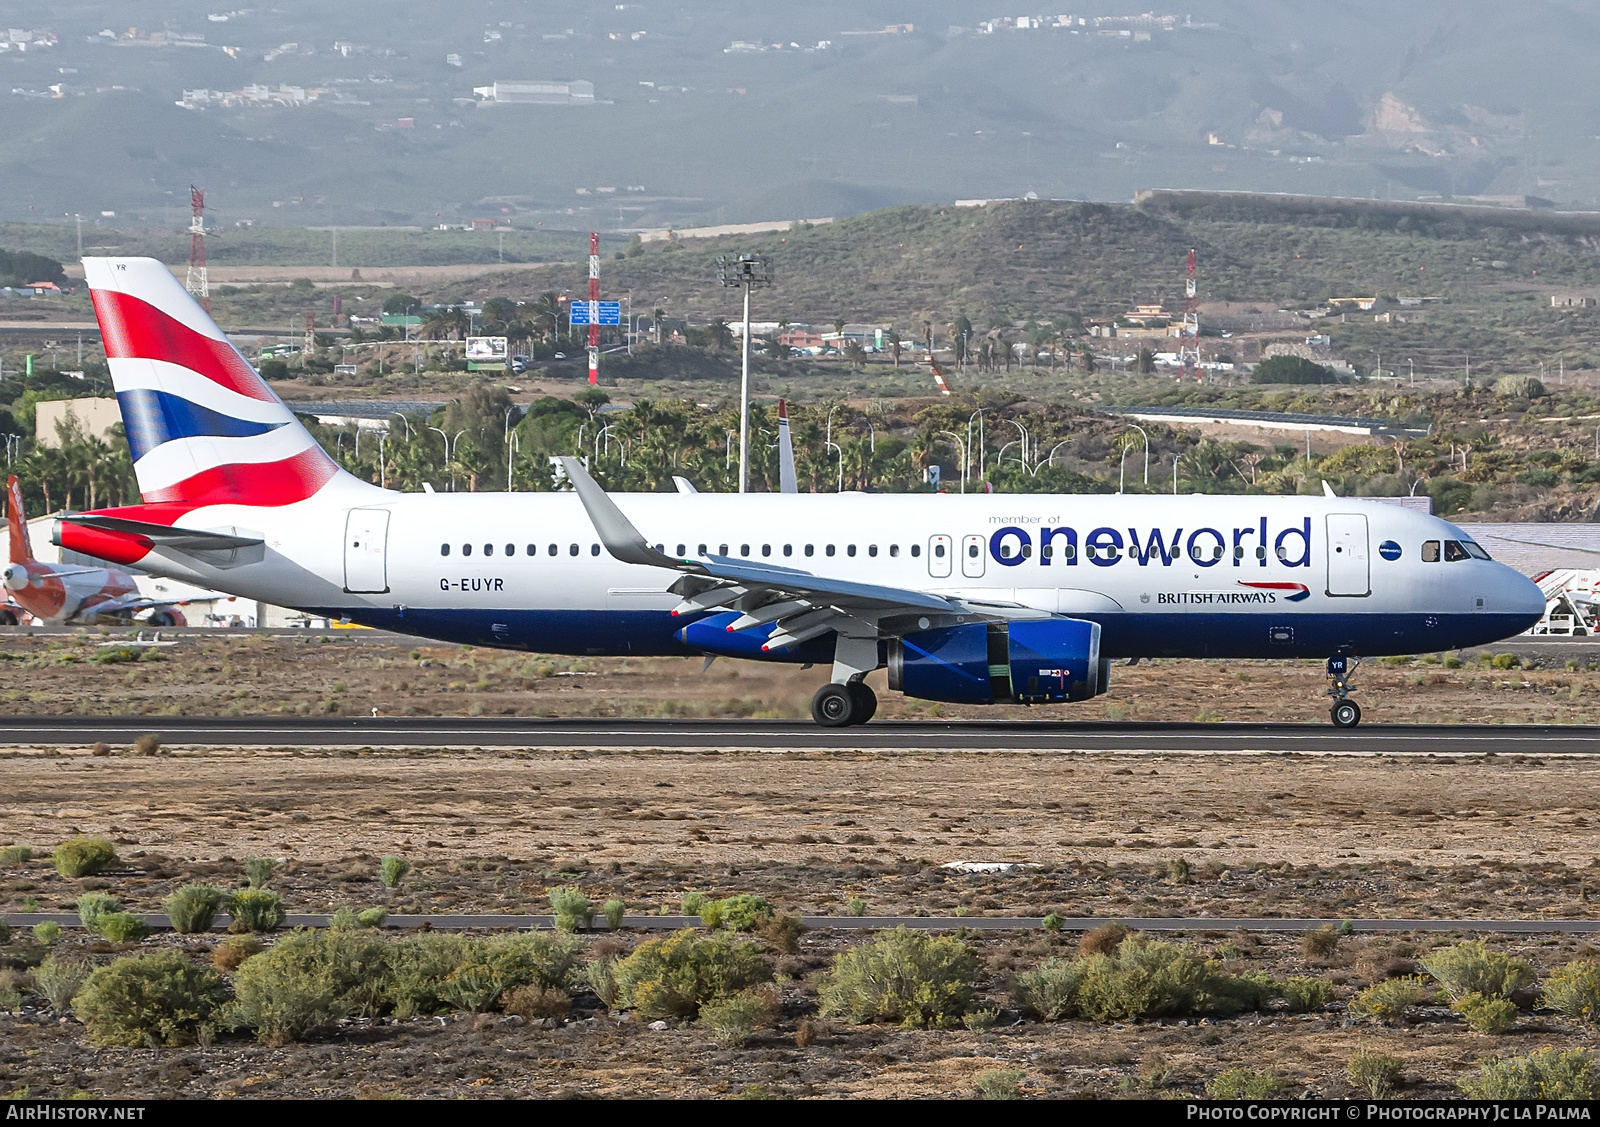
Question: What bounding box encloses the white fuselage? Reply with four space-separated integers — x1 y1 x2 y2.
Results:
98 486 1545 661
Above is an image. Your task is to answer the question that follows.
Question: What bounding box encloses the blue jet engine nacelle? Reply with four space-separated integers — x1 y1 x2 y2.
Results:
887 619 1106 705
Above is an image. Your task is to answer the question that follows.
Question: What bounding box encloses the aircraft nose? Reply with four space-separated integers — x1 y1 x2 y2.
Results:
1505 567 1547 624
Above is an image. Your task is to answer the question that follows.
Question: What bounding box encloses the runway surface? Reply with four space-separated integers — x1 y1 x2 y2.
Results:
7 913 1598 934
1 715 1597 753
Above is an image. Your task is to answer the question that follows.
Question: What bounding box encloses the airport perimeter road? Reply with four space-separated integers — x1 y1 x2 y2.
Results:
1 716 1598 754
6 912 1599 935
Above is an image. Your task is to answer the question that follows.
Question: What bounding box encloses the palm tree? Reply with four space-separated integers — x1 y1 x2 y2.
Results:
887 328 902 367
651 306 666 345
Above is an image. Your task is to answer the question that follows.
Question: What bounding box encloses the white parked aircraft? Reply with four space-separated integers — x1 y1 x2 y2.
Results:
59 257 1544 727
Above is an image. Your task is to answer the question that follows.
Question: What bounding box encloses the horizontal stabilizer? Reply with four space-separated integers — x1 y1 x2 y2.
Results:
61 515 264 552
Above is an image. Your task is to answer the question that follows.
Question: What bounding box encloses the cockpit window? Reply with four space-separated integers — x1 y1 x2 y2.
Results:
1421 540 1440 563
1462 540 1491 560
1443 540 1471 562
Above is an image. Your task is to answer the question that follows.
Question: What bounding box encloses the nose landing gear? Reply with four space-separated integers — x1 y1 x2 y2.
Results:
1327 654 1361 728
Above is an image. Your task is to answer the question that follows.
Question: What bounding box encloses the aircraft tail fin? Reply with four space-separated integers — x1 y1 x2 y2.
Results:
82 257 368 512
777 398 798 494
7 476 33 563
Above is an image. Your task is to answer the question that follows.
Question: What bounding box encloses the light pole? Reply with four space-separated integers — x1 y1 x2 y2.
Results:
716 253 773 493
1008 419 1029 472
967 408 985 484
936 430 967 493
825 439 843 492
1124 423 1149 485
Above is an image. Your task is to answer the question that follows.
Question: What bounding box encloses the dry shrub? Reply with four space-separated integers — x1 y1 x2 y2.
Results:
1461 1048 1599 1100
502 983 571 1021
1302 925 1340 961
819 928 976 1029
1455 992 1518 1034
1420 940 1534 1002
132 733 160 756
753 913 805 955
699 985 778 1048
1347 975 1436 1024
1544 961 1600 1023
213 936 263 973
1078 922 1130 957
614 930 773 1021
1347 1047 1404 1098
74 952 227 1047
90 742 110 757
54 837 117 879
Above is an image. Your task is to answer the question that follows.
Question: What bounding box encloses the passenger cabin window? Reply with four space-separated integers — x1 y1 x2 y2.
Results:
1255 546 1266 559
761 544 771 557
526 545 536 557
484 544 494 557
783 544 793 557
591 544 600 556
697 544 707 556
1443 540 1471 562
1422 540 1440 562
463 544 473 557
826 545 836 557
910 545 920 558
548 544 558 557
719 544 729 555
506 544 515 556
569 543 579 556
868 545 878 557
890 545 899 558
847 545 857 557
804 545 814 557
676 544 686 557
740 544 750 557
441 544 450 556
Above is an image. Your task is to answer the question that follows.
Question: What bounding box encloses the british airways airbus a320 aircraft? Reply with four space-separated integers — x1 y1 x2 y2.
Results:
58 257 1544 728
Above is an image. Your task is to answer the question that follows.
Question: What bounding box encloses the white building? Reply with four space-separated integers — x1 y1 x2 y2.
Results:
473 80 594 104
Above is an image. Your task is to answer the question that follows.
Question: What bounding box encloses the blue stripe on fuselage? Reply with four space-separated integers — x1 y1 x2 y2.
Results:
310 607 1536 662
117 388 286 461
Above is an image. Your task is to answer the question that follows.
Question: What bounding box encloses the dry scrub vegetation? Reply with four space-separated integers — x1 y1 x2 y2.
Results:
3 629 1600 724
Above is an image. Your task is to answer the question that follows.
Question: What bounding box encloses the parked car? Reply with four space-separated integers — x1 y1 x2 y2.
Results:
509 355 529 373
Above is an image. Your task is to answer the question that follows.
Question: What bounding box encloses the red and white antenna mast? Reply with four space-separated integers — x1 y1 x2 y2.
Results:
1179 247 1200 382
186 185 209 313
587 231 600 386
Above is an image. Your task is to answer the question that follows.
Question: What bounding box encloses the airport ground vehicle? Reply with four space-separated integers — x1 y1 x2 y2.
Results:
56 257 1545 726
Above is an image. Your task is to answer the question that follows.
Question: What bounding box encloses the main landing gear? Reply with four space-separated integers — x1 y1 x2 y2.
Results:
1327 654 1361 728
811 680 878 728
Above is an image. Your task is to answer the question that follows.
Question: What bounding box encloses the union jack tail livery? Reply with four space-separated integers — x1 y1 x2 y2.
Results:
83 257 354 513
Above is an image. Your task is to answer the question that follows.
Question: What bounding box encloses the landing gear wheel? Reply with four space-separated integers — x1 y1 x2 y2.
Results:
1330 700 1361 729
0 609 16 626
848 682 877 724
811 683 856 728
148 611 178 627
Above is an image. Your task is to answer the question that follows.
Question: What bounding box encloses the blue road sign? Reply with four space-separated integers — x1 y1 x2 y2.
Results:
569 301 621 326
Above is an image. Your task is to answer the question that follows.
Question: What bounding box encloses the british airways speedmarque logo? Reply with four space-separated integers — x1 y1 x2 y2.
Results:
1238 581 1311 602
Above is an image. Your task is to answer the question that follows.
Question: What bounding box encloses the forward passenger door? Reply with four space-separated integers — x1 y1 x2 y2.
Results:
1325 513 1370 597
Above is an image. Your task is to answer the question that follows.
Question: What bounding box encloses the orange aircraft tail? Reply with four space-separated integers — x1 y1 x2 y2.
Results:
7 476 33 564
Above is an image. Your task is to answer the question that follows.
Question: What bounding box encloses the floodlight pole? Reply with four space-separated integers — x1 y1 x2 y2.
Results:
740 282 751 492
717 254 772 494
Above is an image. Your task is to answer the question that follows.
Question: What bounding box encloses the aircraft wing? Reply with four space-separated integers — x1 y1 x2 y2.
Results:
80 592 188 617
559 457 1041 652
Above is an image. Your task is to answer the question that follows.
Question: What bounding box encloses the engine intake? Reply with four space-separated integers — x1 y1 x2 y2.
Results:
887 619 1106 706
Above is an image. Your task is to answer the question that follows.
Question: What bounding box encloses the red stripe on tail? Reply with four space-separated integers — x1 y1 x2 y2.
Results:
139 447 339 507
91 289 277 403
